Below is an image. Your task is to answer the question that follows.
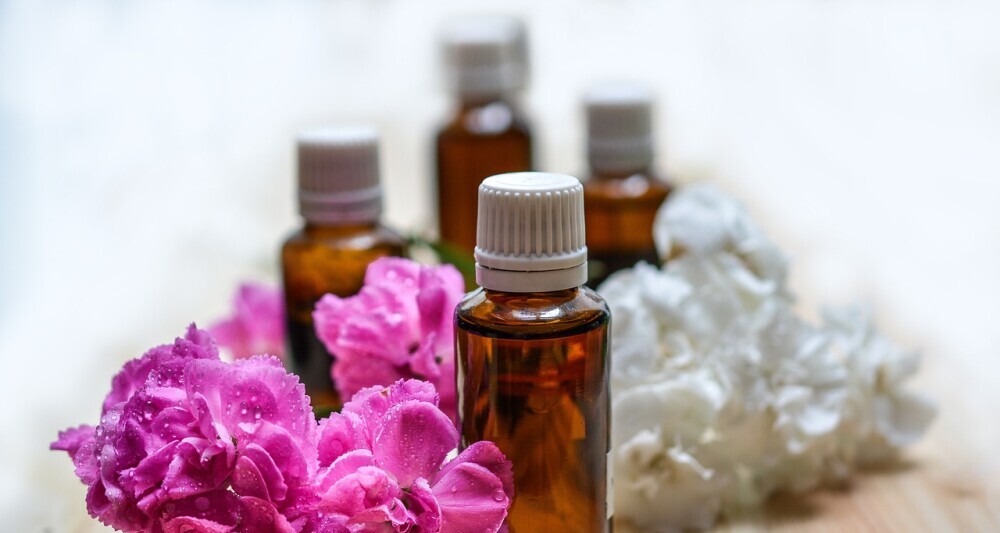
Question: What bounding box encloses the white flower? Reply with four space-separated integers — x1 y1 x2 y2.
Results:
604 185 935 530
653 184 788 288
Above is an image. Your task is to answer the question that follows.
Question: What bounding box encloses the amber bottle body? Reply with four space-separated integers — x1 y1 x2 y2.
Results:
281 222 406 413
583 170 671 288
456 287 612 533
436 98 532 254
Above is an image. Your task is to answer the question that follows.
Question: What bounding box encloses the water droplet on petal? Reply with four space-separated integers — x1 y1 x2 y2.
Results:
492 489 505 502
195 496 210 511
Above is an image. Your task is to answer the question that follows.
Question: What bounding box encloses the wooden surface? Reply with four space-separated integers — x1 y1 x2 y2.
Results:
617 448 1000 532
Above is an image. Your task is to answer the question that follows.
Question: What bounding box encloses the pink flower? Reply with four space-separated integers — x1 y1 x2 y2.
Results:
52 325 317 532
210 282 285 360
313 258 465 422
312 380 514 532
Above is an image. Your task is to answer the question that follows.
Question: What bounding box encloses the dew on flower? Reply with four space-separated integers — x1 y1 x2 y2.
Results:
194 496 210 511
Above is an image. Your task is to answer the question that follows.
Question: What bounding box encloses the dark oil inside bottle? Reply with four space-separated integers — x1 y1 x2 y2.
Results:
436 98 532 255
281 222 406 415
584 170 671 288
456 287 611 533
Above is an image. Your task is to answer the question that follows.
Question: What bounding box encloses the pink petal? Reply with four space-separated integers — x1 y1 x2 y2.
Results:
317 465 402 518
317 413 366 467
244 442 290 502
209 282 285 360
332 354 409 405
207 318 250 361
186 356 317 471
51 424 95 458
158 490 240 532
104 325 217 414
237 496 297 533
132 441 179 495
371 400 458 488
364 257 422 292
434 441 514 501
406 478 442 532
431 462 509 533
416 264 465 347
232 446 288 503
314 288 417 363
317 450 376 493
340 380 440 445
160 516 234 533
408 333 443 380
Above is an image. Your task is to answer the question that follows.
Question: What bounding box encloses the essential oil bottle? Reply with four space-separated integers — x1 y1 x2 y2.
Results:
281 127 406 413
582 83 672 287
436 16 533 254
456 172 612 532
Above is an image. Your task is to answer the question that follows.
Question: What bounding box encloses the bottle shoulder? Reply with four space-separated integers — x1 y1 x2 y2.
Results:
456 286 610 339
583 170 672 203
281 222 407 252
437 99 532 139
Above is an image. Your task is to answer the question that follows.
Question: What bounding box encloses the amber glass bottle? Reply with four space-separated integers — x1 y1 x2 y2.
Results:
281 127 406 413
583 84 671 288
436 16 533 254
456 172 612 532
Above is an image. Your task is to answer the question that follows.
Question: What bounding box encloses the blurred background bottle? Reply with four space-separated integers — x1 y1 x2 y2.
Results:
582 83 672 288
281 127 406 414
436 15 533 256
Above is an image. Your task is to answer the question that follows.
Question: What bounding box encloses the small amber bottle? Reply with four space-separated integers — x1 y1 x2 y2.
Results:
436 16 533 254
281 127 406 413
582 84 672 287
456 172 612 532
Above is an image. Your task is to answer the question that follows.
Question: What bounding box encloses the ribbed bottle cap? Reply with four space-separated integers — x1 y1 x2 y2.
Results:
442 15 528 97
296 126 382 224
586 83 655 173
475 172 588 292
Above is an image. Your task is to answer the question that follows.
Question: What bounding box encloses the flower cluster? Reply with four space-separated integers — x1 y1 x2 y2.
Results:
52 327 512 533
312 379 513 532
210 281 285 360
603 185 937 531
313 258 465 422
51 326 316 532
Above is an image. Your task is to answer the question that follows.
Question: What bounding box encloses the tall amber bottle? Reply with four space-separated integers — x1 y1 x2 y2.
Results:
436 16 533 254
456 172 612 532
281 127 406 413
583 84 672 287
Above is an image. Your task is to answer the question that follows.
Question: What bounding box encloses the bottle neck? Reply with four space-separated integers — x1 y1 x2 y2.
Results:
483 286 581 300
476 261 588 293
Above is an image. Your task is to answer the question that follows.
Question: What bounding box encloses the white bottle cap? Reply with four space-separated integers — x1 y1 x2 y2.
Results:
475 172 588 292
442 15 528 97
585 83 655 173
296 126 382 224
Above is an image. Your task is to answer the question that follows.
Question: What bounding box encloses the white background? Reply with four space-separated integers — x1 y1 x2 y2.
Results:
1 0 998 530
